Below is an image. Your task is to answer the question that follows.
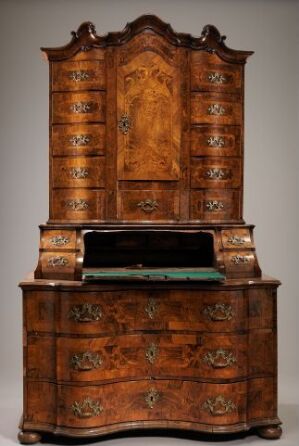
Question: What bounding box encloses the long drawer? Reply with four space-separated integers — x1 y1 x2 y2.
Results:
52 92 106 124
26 330 274 382
24 288 274 335
25 378 275 429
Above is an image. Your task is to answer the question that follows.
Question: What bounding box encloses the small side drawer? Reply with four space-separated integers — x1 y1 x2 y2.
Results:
221 228 253 249
191 125 241 157
40 230 77 250
51 189 105 221
52 157 105 188
191 158 241 189
52 60 106 91
191 92 241 125
191 63 242 93
52 124 105 156
52 92 105 124
224 250 256 277
39 252 76 278
117 190 180 221
190 190 241 221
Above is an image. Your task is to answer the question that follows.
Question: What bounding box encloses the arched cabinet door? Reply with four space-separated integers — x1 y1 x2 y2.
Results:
116 33 181 182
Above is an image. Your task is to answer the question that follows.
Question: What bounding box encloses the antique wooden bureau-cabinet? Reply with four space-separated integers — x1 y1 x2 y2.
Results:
18 16 282 444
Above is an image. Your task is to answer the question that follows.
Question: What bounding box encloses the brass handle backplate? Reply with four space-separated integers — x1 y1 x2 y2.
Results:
207 136 225 147
202 395 236 416
69 167 89 179
49 235 70 247
70 102 92 113
145 298 158 319
137 199 159 213
205 200 224 211
205 168 230 180
208 72 228 84
145 343 159 364
71 397 103 418
203 303 234 321
203 349 237 369
69 135 91 146
69 71 90 82
47 256 68 267
71 351 103 371
227 235 246 246
207 104 226 116
69 303 102 322
231 255 251 265
66 199 89 211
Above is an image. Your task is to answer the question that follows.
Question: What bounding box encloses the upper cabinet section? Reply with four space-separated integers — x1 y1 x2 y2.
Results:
43 16 253 224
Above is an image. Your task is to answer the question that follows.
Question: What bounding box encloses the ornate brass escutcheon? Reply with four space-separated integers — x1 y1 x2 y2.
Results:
69 303 102 322
69 135 90 146
227 235 246 246
145 343 159 364
145 298 158 319
49 235 70 246
207 136 225 147
69 71 90 82
47 256 68 267
202 395 236 416
66 199 89 211
207 104 226 116
71 351 103 371
118 113 131 135
205 200 224 211
71 397 103 418
137 199 159 213
203 303 234 321
69 167 89 179
145 388 160 409
203 349 237 369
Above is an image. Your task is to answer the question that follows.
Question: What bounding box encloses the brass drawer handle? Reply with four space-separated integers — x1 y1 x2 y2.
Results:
137 199 159 213
203 349 237 369
69 303 102 322
47 256 68 267
205 168 229 180
231 255 251 264
145 388 160 409
118 113 131 135
202 395 236 416
71 397 103 418
49 235 70 246
208 72 228 84
207 136 225 147
206 200 224 211
145 298 158 319
207 104 226 116
71 352 102 371
70 101 92 113
227 235 246 246
66 199 89 211
145 343 159 364
69 71 90 82
69 167 89 179
69 135 91 146
203 303 234 321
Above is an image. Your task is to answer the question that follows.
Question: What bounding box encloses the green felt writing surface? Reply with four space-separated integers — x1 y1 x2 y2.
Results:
83 270 225 281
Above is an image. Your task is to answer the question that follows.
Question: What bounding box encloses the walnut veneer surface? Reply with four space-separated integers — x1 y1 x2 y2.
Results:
18 15 282 444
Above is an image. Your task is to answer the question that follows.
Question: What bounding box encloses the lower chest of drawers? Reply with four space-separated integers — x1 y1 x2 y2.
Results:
21 281 279 434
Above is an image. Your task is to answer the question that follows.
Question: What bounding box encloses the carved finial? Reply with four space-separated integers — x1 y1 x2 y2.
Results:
201 25 226 45
71 21 96 39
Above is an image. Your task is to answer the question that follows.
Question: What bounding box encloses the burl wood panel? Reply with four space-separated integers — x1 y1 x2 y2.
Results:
191 125 241 157
52 60 106 91
191 51 242 94
24 289 250 335
52 124 105 156
117 190 180 221
52 92 106 123
52 157 105 188
26 380 248 428
26 332 255 382
40 229 77 250
51 189 105 221
191 92 242 125
191 158 241 189
190 190 241 221
116 34 181 181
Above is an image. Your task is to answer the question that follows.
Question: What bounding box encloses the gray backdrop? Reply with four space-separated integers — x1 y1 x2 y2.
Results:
0 0 298 444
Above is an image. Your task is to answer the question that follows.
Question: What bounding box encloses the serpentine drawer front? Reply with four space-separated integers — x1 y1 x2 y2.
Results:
18 15 282 445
